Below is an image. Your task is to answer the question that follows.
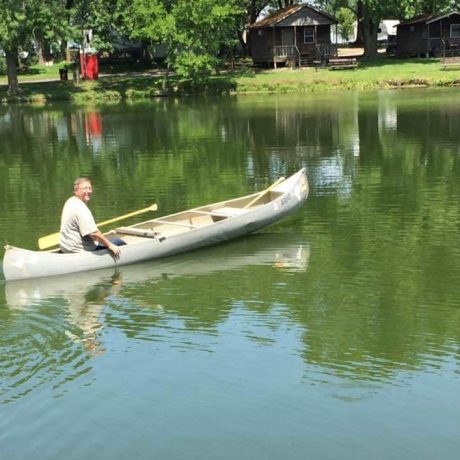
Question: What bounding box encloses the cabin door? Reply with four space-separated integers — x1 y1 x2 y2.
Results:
281 29 295 46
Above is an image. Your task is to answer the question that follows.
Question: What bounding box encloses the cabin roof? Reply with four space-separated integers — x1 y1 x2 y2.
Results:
250 3 337 28
398 11 460 27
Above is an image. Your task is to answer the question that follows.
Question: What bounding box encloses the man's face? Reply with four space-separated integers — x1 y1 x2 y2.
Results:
75 181 93 203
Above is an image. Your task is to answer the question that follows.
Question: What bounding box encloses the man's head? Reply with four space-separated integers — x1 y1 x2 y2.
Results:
73 176 93 203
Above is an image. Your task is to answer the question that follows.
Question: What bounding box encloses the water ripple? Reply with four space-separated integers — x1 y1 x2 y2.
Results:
0 301 96 404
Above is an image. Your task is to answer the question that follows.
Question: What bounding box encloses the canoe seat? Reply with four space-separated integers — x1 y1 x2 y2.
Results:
212 207 249 217
189 215 214 227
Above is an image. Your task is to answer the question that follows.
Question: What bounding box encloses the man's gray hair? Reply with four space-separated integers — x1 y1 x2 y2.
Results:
73 176 92 191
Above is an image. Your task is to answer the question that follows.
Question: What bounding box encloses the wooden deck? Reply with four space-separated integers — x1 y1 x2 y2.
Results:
314 57 358 71
328 58 358 70
441 55 460 70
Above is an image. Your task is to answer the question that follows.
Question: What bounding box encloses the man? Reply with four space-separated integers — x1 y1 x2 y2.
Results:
60 176 123 256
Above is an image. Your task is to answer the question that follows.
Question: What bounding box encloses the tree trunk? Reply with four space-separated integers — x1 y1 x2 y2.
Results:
247 0 260 24
61 39 69 61
36 39 47 65
361 3 379 59
276 0 295 8
355 1 364 46
5 50 20 95
140 40 152 64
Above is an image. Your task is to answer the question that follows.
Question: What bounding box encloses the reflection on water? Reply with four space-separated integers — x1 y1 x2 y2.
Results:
1 234 309 404
1 91 460 458
1 91 460 253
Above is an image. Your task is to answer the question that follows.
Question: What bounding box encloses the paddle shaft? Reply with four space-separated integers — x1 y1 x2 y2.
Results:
38 203 158 250
244 177 285 209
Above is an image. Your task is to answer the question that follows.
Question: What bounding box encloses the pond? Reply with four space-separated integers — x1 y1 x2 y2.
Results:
1 89 460 460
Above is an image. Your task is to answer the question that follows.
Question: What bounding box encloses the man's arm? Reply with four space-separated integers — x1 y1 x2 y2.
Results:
89 230 121 256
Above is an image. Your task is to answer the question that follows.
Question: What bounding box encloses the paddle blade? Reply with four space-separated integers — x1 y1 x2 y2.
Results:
38 232 60 250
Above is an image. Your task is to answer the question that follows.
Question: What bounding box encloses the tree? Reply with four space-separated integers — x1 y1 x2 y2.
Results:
335 6 355 42
246 0 270 24
318 0 460 57
0 0 70 94
0 1 31 93
123 0 245 79
71 0 123 51
272 0 296 8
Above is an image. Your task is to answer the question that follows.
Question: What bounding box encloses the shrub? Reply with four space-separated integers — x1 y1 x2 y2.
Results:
0 57 6 76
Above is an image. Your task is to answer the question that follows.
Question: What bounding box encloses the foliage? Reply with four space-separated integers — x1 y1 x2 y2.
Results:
317 0 460 57
335 6 355 42
0 0 71 54
3 0 460 85
124 0 245 79
0 0 71 92
70 0 122 51
245 0 271 24
0 57 6 76
0 0 32 50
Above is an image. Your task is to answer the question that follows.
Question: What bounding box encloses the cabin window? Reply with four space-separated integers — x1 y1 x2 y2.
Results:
257 30 263 36
451 24 460 38
304 27 315 43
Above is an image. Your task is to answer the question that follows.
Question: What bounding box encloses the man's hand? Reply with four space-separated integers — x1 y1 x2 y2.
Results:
108 242 121 257
90 230 122 258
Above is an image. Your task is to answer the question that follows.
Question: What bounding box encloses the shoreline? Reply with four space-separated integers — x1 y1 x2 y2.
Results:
2 58 460 104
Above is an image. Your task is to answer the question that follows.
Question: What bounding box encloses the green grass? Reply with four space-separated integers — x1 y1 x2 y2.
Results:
236 58 460 93
1 57 460 103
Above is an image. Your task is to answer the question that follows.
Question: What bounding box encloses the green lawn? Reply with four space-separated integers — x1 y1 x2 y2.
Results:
236 58 460 92
1 57 460 103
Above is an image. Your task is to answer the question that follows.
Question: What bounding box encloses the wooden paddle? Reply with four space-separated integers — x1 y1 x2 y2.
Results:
244 176 285 209
38 203 158 250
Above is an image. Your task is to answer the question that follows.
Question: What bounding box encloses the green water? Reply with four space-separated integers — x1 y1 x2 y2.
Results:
1 90 460 459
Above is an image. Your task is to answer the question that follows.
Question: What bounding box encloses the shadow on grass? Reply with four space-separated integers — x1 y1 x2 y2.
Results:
0 80 89 103
356 56 439 68
17 67 43 75
1 71 240 103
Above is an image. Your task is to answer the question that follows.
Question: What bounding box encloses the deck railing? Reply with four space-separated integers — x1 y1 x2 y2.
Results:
315 43 338 59
273 45 300 60
441 38 460 57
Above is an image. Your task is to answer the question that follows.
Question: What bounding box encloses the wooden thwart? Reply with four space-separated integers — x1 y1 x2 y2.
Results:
115 227 158 238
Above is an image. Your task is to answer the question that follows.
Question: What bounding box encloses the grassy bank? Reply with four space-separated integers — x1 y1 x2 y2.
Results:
237 58 460 92
1 57 460 103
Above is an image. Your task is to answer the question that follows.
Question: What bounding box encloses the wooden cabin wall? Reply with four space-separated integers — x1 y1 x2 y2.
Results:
249 28 274 64
396 24 426 57
250 25 333 64
440 14 460 46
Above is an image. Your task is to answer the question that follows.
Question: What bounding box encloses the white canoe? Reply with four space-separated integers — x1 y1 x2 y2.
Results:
3 168 309 281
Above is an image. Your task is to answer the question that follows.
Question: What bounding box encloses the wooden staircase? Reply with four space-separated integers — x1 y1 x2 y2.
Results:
299 55 315 67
